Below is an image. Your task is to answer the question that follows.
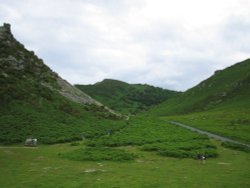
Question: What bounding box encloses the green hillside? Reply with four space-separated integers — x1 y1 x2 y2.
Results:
149 59 250 143
0 23 125 144
1 23 249 188
75 79 179 114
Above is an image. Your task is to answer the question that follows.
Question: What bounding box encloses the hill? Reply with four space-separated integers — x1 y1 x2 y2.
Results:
0 23 125 144
149 59 250 143
75 79 179 114
150 59 250 116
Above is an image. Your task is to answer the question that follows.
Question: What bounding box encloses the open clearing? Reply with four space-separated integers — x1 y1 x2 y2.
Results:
0 141 249 188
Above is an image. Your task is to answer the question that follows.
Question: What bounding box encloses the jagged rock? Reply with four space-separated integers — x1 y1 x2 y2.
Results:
0 23 122 118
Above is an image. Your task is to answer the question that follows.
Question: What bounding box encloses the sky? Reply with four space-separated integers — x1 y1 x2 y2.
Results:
1 0 250 91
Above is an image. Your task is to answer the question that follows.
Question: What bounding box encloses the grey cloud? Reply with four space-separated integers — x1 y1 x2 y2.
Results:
1 0 249 91
220 16 250 53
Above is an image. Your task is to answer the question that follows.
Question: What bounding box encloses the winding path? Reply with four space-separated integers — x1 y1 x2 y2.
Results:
169 121 250 148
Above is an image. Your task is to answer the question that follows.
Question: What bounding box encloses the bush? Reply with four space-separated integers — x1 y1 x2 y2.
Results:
70 142 80 146
142 142 218 159
221 142 250 153
62 147 136 161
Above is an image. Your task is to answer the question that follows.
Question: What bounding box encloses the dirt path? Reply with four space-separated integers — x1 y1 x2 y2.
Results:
169 121 250 148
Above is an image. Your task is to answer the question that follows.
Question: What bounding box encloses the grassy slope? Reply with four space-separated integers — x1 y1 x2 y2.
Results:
150 59 250 116
0 25 125 144
75 79 179 114
149 59 250 143
0 142 249 188
0 95 126 144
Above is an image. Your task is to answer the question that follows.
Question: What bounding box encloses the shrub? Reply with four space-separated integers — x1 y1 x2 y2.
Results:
221 142 250 153
70 142 80 146
62 147 136 161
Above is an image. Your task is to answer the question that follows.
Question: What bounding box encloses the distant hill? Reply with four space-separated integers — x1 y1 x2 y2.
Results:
149 59 250 116
149 59 250 143
75 79 179 114
0 23 124 144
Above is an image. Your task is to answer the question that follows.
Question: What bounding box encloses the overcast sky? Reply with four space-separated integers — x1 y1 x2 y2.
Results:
1 0 250 91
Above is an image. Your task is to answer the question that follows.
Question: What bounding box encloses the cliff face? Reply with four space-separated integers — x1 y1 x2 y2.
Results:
0 23 100 105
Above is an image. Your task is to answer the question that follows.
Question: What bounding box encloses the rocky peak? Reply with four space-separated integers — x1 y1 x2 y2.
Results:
1 23 11 33
0 23 14 41
0 22 122 118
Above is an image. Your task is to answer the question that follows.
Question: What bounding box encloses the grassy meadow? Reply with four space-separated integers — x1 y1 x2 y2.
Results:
164 108 250 144
1 118 249 188
0 140 249 188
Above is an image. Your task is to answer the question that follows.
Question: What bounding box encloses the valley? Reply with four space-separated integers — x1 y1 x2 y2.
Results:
0 141 249 188
0 23 250 187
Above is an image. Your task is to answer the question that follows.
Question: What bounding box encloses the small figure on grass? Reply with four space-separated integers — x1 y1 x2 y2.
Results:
197 153 206 164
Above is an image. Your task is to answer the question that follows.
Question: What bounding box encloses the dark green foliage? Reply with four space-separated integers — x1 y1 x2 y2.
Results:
70 142 81 146
75 79 179 114
0 24 126 144
87 117 217 159
142 141 217 158
0 97 127 144
221 142 250 153
62 147 136 161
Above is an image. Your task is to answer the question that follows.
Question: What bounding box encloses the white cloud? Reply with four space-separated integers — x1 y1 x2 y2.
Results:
0 0 249 91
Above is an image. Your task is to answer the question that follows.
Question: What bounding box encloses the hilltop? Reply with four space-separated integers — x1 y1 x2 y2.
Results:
149 59 250 143
75 79 179 114
0 23 124 144
150 59 250 116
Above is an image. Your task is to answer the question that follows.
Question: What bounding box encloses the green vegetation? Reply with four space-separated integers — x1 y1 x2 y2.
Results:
164 109 250 143
149 59 250 145
1 23 250 187
62 147 136 161
0 97 126 144
142 141 217 158
221 142 250 153
150 59 250 116
0 143 249 188
75 79 179 114
0 24 125 145
87 117 217 159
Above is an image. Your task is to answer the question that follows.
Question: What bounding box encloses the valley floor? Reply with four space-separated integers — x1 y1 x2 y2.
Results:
0 141 249 188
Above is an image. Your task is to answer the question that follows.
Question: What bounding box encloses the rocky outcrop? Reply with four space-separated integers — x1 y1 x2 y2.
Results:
0 23 122 118
56 77 101 105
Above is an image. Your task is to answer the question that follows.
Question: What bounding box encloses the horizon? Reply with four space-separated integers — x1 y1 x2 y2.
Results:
1 0 250 91
72 57 244 92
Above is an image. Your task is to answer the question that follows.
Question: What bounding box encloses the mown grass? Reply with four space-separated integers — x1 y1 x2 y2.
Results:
0 141 249 188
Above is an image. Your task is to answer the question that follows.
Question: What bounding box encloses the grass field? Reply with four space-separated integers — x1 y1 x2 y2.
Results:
0 140 249 188
164 108 250 144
